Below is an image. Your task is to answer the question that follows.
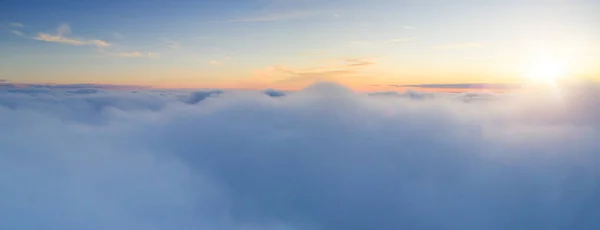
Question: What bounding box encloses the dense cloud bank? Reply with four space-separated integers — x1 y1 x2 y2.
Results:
1 82 600 230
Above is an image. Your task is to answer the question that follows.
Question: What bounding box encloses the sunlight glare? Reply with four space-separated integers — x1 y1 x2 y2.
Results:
524 58 570 83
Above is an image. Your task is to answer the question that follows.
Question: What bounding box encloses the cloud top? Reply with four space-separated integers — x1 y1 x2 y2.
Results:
1 82 600 230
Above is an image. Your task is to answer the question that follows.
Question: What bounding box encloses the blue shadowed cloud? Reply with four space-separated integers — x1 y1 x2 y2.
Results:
1 81 600 230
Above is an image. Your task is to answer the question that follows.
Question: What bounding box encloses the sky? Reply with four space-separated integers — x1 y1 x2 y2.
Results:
1 0 599 90
2 1 600 227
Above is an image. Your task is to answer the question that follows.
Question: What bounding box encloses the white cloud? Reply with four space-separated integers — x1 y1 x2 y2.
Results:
8 22 24 28
33 24 110 48
1 81 600 229
11 30 24 37
206 56 231 65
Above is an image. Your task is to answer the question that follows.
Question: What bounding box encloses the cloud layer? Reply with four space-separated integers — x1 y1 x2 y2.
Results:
1 82 600 230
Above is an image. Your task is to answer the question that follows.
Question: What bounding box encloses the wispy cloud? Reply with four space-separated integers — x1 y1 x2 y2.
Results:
147 52 160 58
344 58 376 67
112 32 124 39
256 58 377 83
35 33 110 47
8 22 24 28
433 42 484 50
166 41 181 50
11 30 24 37
206 56 231 65
33 24 110 47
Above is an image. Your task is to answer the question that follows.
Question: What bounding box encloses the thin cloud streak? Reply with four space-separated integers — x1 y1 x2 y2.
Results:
33 24 110 48
166 41 181 50
8 22 24 28
206 57 231 65
11 31 24 37
257 58 377 84
34 33 110 47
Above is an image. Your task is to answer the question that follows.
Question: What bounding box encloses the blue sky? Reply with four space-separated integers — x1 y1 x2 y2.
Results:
1 0 599 89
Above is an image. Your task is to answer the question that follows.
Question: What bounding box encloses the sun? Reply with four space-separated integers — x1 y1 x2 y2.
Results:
521 53 575 86
524 58 570 83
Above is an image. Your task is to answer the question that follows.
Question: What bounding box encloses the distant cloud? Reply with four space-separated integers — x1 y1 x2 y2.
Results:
344 58 376 67
433 42 484 50
206 56 231 65
257 58 377 83
33 24 110 47
147 52 160 58
166 41 181 50
403 26 414 29
113 32 124 39
8 22 24 28
35 33 110 47
11 30 24 37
